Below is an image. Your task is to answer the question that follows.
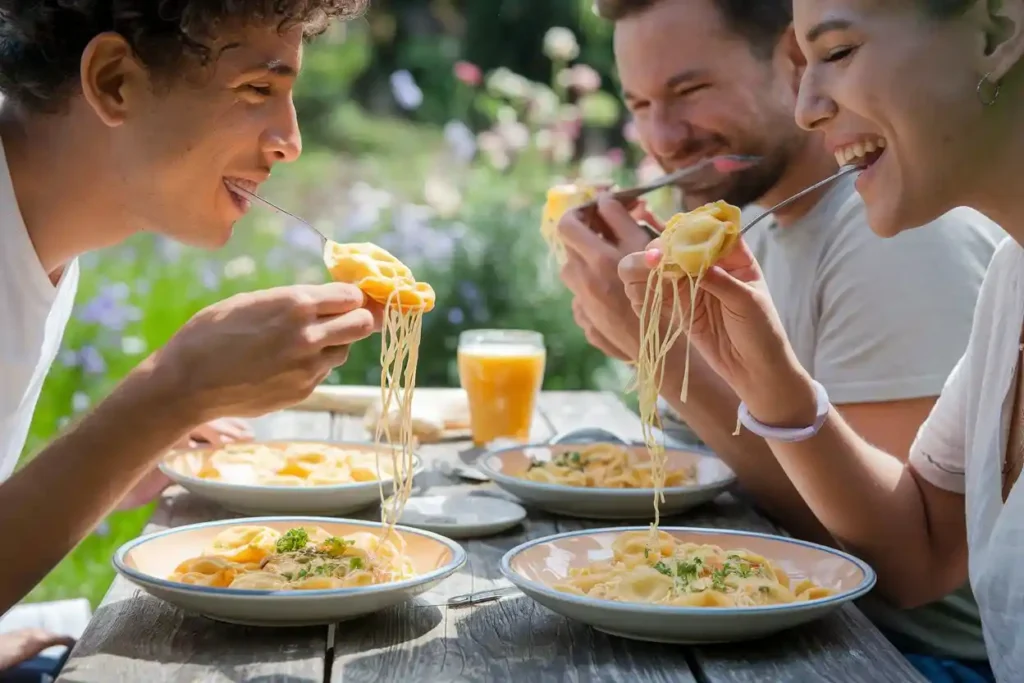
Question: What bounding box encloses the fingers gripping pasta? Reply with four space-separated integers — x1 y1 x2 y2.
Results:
541 182 603 264
323 241 434 536
169 525 416 590
554 530 835 607
633 201 741 534
519 444 696 489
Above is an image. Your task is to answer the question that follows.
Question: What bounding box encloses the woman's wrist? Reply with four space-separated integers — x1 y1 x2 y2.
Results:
740 367 821 430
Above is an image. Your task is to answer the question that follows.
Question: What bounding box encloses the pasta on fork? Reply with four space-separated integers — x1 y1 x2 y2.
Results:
540 181 606 264
632 200 741 533
323 241 435 534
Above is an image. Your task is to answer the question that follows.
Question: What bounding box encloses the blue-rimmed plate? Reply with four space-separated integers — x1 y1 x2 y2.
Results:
159 441 423 516
113 516 466 627
476 437 735 519
501 526 875 644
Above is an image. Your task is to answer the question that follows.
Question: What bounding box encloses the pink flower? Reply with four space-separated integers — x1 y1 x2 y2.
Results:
567 64 601 93
622 120 639 143
606 148 625 165
454 60 482 87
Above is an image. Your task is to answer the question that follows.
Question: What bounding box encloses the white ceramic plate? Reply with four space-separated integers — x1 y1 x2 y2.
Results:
476 442 735 519
159 441 423 516
113 516 466 627
396 495 527 538
501 526 876 644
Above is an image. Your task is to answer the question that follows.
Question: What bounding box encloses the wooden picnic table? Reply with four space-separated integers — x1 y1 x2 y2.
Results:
55 390 925 683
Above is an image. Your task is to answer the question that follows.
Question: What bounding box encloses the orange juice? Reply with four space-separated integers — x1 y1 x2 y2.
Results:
458 343 546 445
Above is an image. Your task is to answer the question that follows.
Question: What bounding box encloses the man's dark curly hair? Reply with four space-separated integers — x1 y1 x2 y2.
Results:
0 0 367 113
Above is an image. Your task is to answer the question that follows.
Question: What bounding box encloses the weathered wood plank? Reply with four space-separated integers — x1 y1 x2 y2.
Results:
691 604 927 683
541 391 925 683
56 411 334 683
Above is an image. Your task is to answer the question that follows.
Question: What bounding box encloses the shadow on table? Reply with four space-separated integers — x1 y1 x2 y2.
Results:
57 595 326 683
332 596 694 683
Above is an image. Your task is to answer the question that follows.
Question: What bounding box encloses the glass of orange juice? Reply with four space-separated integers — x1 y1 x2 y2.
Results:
457 329 546 446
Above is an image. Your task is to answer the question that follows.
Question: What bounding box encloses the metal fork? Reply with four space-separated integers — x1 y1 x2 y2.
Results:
577 154 762 212
633 164 860 242
227 182 330 247
739 164 859 236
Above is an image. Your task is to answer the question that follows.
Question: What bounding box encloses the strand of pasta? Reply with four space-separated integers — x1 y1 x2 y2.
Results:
635 265 690 540
373 287 423 543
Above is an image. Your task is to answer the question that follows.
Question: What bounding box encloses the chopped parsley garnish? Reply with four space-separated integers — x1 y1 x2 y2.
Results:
350 557 364 570
652 561 673 577
711 568 730 592
552 451 585 470
276 528 310 553
675 560 700 582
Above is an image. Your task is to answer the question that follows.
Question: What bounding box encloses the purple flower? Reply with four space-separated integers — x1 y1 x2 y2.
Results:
447 307 465 325
390 70 423 110
199 263 220 290
72 392 90 413
78 345 106 375
60 349 78 367
77 284 141 331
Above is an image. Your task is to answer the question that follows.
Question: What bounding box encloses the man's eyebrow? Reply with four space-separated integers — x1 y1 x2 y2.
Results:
805 19 852 43
622 68 707 99
250 59 297 76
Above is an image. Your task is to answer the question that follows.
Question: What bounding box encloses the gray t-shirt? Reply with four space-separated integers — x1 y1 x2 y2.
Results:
661 174 1002 659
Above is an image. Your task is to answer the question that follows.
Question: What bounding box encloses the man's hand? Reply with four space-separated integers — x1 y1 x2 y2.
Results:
115 417 254 511
0 628 75 671
557 197 662 361
154 282 380 422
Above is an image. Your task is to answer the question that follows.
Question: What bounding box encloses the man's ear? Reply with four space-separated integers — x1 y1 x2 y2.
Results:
80 32 149 127
776 24 807 97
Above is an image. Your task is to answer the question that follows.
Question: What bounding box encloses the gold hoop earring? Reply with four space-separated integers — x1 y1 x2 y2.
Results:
977 72 1001 107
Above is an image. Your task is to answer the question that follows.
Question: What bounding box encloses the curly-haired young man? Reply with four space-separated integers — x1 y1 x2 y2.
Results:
0 2 370 677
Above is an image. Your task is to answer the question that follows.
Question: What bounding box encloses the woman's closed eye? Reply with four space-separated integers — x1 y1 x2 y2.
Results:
823 45 858 64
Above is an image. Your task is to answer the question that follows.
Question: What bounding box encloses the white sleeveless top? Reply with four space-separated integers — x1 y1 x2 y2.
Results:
909 236 1024 682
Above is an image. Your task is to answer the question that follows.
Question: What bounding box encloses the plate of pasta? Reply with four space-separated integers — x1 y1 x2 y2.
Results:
476 442 735 519
113 517 466 626
501 527 875 644
160 441 423 515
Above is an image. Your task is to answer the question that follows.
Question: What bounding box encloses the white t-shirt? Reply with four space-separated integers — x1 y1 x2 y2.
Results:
910 237 1024 682
0 135 79 479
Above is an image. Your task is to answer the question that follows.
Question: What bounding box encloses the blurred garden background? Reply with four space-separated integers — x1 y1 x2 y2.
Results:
18 0 671 608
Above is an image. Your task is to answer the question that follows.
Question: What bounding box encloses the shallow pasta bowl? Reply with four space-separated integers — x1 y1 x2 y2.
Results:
114 516 466 627
159 441 423 516
501 526 875 644
476 439 735 519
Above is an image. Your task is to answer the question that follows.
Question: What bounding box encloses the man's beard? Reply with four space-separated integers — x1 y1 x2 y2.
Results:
679 152 789 211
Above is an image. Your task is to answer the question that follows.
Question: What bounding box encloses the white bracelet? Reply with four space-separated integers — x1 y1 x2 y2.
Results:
737 380 830 443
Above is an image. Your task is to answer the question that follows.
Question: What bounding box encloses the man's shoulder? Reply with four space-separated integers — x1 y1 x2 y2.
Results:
818 190 1000 275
